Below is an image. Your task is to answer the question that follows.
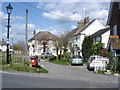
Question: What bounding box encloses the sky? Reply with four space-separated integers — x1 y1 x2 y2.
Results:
0 1 110 45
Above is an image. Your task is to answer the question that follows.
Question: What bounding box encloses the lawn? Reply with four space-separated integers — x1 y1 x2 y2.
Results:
1 63 48 73
0 52 48 73
50 60 70 65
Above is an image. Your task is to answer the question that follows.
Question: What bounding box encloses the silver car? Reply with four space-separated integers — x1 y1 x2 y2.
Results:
71 55 83 65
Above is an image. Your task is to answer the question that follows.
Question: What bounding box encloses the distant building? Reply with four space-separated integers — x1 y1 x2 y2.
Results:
0 39 13 52
107 1 120 58
28 31 58 56
0 39 7 52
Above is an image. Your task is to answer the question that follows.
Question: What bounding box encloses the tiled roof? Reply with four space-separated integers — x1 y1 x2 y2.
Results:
66 28 78 38
73 19 97 36
110 35 120 50
29 31 58 41
91 27 110 37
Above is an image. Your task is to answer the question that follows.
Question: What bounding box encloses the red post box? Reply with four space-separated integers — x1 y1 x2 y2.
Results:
31 56 38 67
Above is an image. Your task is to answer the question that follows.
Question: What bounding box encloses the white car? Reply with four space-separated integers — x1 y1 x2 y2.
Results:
87 55 109 71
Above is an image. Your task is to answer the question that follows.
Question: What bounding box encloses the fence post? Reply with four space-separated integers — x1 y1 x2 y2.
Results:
94 56 97 72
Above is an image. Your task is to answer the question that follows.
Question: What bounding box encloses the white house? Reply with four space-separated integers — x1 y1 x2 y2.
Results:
91 27 110 48
0 39 7 52
28 31 58 56
68 18 106 56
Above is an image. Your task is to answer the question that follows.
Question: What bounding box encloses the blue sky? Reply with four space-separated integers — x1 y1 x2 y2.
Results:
1 1 110 45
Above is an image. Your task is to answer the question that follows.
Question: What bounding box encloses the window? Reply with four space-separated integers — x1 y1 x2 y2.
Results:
38 49 41 53
96 36 101 42
113 25 117 35
76 36 77 41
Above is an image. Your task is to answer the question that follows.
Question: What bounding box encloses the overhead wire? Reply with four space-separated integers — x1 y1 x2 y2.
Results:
28 12 45 30
20 2 72 22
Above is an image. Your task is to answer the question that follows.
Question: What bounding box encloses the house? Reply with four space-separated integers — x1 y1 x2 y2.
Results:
28 31 58 56
0 39 7 52
91 27 110 48
107 1 120 58
68 18 106 56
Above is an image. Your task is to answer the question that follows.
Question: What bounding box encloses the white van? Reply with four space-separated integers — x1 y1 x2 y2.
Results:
87 55 109 71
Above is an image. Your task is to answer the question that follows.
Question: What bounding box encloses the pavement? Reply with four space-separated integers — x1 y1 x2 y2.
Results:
1 61 119 88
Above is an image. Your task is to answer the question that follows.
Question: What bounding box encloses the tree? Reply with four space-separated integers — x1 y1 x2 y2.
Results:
16 40 26 52
82 36 93 61
55 30 70 61
13 40 26 52
92 41 104 55
13 44 21 50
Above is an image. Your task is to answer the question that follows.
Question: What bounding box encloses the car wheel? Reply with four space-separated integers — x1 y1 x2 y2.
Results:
88 66 91 71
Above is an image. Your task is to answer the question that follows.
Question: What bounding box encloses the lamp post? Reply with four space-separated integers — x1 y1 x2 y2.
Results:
6 3 13 64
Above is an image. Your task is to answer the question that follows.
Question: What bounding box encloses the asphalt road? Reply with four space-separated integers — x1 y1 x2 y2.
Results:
1 61 119 88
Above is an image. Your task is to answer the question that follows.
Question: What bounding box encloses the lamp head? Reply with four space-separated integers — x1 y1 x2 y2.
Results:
6 3 13 14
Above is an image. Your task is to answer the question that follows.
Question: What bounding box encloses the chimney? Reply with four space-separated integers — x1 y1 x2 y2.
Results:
78 20 84 29
84 17 90 25
33 30 36 36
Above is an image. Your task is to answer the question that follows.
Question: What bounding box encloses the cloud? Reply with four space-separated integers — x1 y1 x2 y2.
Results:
0 11 7 25
37 2 110 24
11 16 25 21
2 23 36 43
71 25 77 29
36 25 65 37
2 23 65 43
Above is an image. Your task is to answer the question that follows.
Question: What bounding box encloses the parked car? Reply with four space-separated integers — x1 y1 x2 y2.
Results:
70 55 83 65
87 55 109 71
41 53 52 58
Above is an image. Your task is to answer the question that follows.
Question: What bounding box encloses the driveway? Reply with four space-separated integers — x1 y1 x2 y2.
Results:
39 61 118 88
1 61 119 88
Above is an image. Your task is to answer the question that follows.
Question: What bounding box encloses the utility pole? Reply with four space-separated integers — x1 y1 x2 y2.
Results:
26 9 28 56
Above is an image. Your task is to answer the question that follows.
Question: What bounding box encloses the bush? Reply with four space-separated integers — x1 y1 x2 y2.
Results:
62 58 70 62
62 52 71 62
106 53 120 73
49 56 57 61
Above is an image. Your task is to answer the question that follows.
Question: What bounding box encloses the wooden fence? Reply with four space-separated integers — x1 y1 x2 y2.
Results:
0 52 30 65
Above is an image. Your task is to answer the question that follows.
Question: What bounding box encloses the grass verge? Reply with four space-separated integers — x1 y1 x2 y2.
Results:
1 64 48 73
97 70 107 74
50 60 70 65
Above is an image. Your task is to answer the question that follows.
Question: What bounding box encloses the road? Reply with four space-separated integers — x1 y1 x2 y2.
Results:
2 61 119 88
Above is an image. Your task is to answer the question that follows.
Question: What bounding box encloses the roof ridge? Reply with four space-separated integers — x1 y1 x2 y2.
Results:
73 19 98 36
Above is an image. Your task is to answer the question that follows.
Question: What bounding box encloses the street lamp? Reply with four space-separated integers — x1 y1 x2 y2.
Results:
6 3 13 64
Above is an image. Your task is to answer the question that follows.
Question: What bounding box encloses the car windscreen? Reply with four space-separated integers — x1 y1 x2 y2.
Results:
72 56 82 59
91 57 95 61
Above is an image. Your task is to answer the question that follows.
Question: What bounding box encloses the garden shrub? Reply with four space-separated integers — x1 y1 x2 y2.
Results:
49 56 57 61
